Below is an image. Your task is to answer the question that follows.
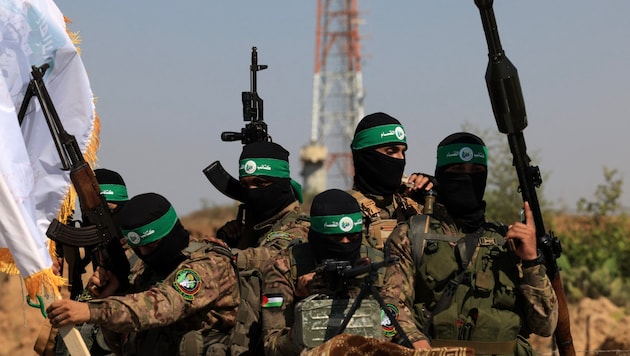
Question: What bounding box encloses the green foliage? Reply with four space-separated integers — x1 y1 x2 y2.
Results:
559 167 630 308
576 167 624 220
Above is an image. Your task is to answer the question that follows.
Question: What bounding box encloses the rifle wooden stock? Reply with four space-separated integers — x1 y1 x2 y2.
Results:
551 273 574 354
71 163 103 211
473 2 575 355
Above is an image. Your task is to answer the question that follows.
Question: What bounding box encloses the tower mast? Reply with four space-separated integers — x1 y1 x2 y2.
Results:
300 0 365 198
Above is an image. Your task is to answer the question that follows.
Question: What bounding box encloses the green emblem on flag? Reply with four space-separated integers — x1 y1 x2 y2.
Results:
173 269 202 301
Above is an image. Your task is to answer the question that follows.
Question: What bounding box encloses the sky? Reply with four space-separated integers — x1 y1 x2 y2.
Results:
53 1 630 216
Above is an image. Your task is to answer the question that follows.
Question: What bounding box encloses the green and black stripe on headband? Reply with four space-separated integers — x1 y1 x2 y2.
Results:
436 143 488 167
351 124 407 150
239 158 290 178
310 212 363 235
122 205 178 247
238 158 303 203
99 183 128 202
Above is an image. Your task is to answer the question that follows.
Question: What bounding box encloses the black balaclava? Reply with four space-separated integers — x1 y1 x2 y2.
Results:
435 132 488 233
351 112 407 197
119 193 189 275
239 142 297 225
308 189 363 265
94 168 129 218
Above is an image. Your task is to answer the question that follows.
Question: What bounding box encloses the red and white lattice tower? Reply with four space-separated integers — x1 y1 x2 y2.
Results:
300 0 365 198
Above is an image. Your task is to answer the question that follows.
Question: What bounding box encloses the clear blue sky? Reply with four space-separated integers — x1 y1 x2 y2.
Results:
54 1 630 216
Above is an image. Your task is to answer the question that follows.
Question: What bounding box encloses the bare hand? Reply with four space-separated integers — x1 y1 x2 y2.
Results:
413 339 431 349
295 272 315 298
205 235 230 249
87 266 120 298
52 257 64 276
46 299 90 327
216 220 243 244
406 173 434 194
505 201 538 260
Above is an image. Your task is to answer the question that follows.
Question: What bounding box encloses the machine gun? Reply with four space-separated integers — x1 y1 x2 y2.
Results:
313 254 413 348
18 64 130 293
313 259 353 295
203 46 270 202
473 1 575 355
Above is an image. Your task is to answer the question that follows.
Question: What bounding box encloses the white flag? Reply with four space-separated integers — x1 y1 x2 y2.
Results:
0 0 97 298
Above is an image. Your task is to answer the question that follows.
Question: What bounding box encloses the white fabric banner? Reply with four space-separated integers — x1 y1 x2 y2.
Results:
0 0 95 280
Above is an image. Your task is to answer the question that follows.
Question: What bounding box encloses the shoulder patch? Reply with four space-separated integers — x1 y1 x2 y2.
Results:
266 231 295 242
380 303 399 338
262 293 284 308
172 269 202 301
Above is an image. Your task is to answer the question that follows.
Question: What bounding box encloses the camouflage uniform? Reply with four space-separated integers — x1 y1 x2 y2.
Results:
87 241 239 356
383 212 558 355
348 190 419 251
262 244 385 356
233 201 310 271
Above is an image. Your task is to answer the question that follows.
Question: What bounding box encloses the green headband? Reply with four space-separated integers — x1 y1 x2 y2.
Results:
239 158 290 178
351 124 407 150
310 212 363 235
436 143 488 167
122 205 178 247
99 183 128 202
290 179 304 204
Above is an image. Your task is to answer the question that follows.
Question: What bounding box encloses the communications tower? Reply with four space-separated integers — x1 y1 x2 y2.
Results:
300 0 365 198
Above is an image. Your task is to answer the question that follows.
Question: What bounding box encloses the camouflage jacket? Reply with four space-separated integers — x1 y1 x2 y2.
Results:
261 244 386 356
87 241 240 355
382 215 558 354
233 201 310 271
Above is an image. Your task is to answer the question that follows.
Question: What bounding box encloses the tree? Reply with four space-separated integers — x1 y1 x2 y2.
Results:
576 167 624 221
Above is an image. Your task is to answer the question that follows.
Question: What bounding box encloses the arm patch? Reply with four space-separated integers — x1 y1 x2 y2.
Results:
266 231 295 242
172 268 202 301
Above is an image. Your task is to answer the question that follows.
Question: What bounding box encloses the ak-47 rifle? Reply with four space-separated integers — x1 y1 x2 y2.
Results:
473 1 575 355
203 46 270 202
18 64 130 293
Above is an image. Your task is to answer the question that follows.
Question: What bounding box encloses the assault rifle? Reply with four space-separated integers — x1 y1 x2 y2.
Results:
203 46 270 202
313 254 413 348
18 64 130 293
473 1 575 355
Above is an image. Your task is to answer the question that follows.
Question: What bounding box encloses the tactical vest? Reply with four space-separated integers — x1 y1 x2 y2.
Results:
348 190 419 250
407 215 533 356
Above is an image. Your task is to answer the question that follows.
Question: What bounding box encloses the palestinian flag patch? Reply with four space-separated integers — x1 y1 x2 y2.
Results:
380 303 399 337
265 231 295 243
262 294 283 308
173 269 202 301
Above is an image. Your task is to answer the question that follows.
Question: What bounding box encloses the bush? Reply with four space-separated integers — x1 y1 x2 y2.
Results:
555 167 630 309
